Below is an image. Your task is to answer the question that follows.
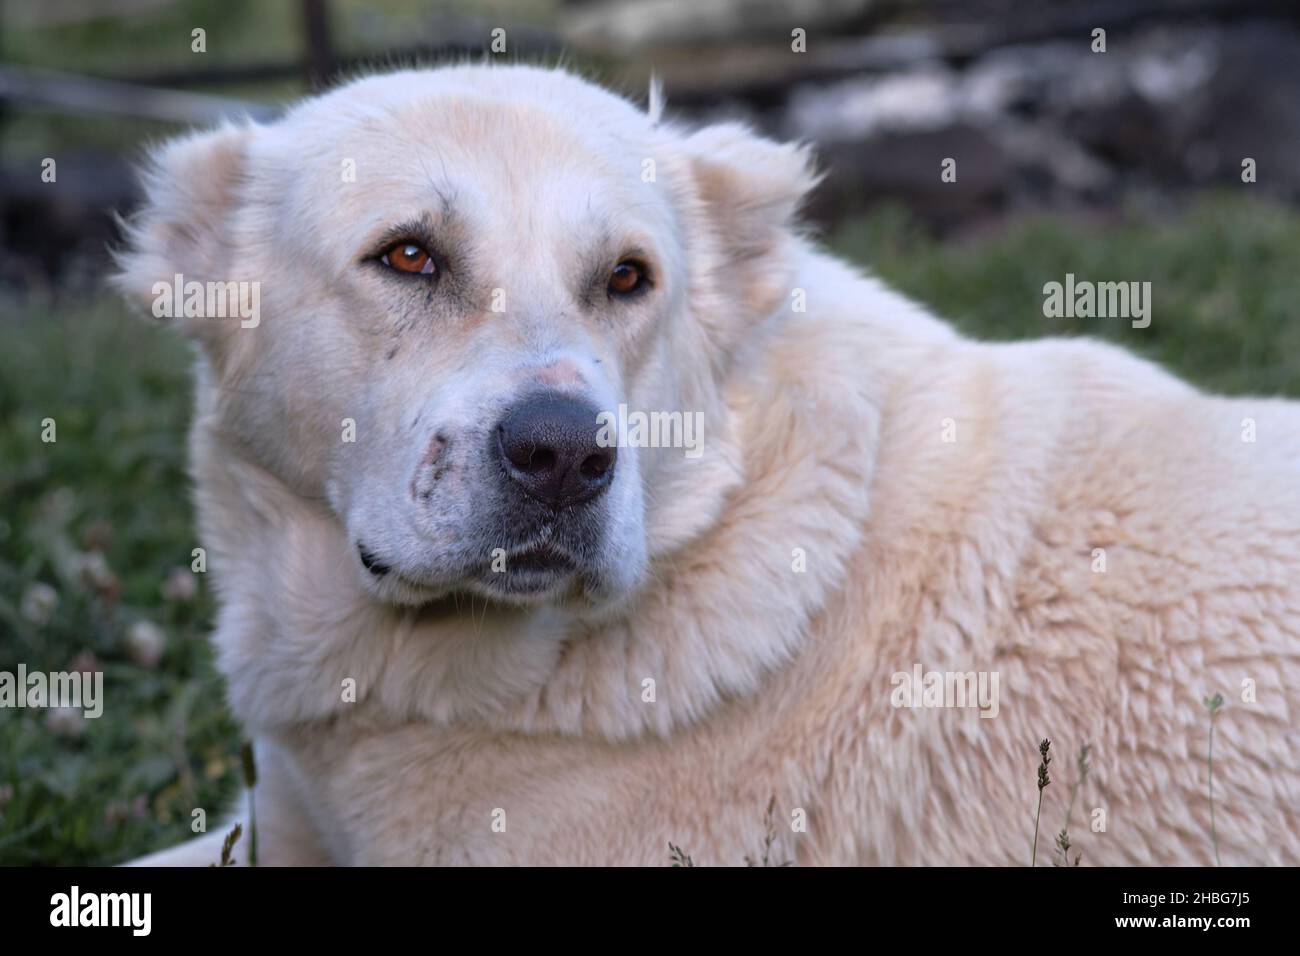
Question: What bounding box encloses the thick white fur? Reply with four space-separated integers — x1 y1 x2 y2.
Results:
119 65 1300 866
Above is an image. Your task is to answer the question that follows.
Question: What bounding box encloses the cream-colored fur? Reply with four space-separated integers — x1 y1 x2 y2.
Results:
117 65 1300 866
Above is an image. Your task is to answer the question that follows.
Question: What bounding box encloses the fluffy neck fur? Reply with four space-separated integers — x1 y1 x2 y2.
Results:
195 251 891 743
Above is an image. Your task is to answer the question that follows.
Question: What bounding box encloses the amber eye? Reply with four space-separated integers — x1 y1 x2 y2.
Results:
381 241 436 276
608 259 647 296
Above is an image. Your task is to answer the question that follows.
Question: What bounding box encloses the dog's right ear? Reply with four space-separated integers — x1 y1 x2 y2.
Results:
111 123 254 349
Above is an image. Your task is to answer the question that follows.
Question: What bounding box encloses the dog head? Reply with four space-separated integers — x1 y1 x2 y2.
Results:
113 65 816 613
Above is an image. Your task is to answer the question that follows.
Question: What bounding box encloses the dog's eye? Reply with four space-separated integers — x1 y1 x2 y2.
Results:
381 241 437 276
608 259 647 296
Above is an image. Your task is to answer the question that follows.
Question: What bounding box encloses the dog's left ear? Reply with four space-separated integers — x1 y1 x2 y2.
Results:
681 123 820 320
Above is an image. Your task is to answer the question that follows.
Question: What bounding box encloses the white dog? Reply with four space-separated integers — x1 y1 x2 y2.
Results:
114 65 1300 865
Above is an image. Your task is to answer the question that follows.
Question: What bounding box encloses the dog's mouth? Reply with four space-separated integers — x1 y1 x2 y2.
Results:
475 543 582 600
505 545 577 575
357 539 585 604
358 546 391 576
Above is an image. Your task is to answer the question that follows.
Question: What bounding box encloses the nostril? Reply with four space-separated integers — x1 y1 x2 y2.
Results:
525 447 556 475
498 423 557 476
580 448 614 480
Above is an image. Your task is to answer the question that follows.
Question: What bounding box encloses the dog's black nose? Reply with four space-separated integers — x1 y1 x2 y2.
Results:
496 394 615 508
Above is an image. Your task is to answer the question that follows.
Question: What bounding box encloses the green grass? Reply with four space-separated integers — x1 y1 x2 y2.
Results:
0 299 240 866
831 194 1300 398
2 193 1299 865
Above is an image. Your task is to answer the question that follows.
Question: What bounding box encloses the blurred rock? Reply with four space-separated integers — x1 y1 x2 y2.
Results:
665 15 1300 232
566 0 881 52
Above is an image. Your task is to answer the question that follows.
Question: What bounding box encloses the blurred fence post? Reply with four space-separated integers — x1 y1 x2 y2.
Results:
301 0 336 92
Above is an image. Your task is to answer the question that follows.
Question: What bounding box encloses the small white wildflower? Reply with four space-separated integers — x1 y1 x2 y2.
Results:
125 620 167 670
161 566 198 602
45 707 86 737
19 582 58 625
72 550 115 590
